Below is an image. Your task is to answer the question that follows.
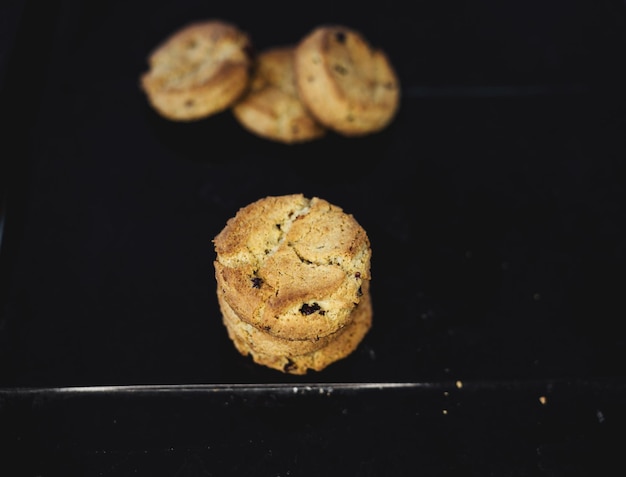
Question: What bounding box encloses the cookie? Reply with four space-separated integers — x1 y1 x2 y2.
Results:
218 279 370 357
223 288 373 374
213 194 371 341
232 46 326 144
140 20 253 121
294 25 400 136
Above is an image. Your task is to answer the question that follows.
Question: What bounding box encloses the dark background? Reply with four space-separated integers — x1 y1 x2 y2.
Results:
1 0 626 474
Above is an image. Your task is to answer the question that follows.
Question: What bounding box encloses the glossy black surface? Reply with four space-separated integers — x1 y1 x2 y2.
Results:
1 0 626 474
1 379 625 475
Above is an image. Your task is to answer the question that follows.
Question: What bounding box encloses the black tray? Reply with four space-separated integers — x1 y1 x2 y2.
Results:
1 0 626 474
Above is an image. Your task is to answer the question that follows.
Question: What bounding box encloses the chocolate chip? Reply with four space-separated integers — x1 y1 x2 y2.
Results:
333 64 348 75
251 277 263 288
300 303 321 315
335 31 346 43
283 358 297 372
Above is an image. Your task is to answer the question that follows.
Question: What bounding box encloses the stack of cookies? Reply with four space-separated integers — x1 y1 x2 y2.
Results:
140 20 400 142
213 194 372 374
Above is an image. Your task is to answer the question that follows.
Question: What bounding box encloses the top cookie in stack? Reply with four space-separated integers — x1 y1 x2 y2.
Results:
213 194 373 374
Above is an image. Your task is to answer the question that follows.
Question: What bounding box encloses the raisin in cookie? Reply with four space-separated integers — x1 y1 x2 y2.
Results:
232 46 326 144
213 194 371 341
294 25 400 136
140 20 253 121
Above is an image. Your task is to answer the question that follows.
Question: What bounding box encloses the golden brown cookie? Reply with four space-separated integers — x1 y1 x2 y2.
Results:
140 20 253 121
294 25 400 136
218 280 370 357
232 46 326 144
213 194 371 341
223 288 373 374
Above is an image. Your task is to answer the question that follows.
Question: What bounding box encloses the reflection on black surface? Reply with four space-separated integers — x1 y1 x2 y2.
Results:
0 379 624 475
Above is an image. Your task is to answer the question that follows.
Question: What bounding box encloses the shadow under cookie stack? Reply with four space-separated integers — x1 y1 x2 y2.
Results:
213 194 372 374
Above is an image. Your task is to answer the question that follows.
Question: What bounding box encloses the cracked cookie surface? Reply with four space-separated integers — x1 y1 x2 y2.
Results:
218 280 370 357
213 194 371 341
294 25 400 136
222 285 372 375
232 46 326 144
140 20 252 121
